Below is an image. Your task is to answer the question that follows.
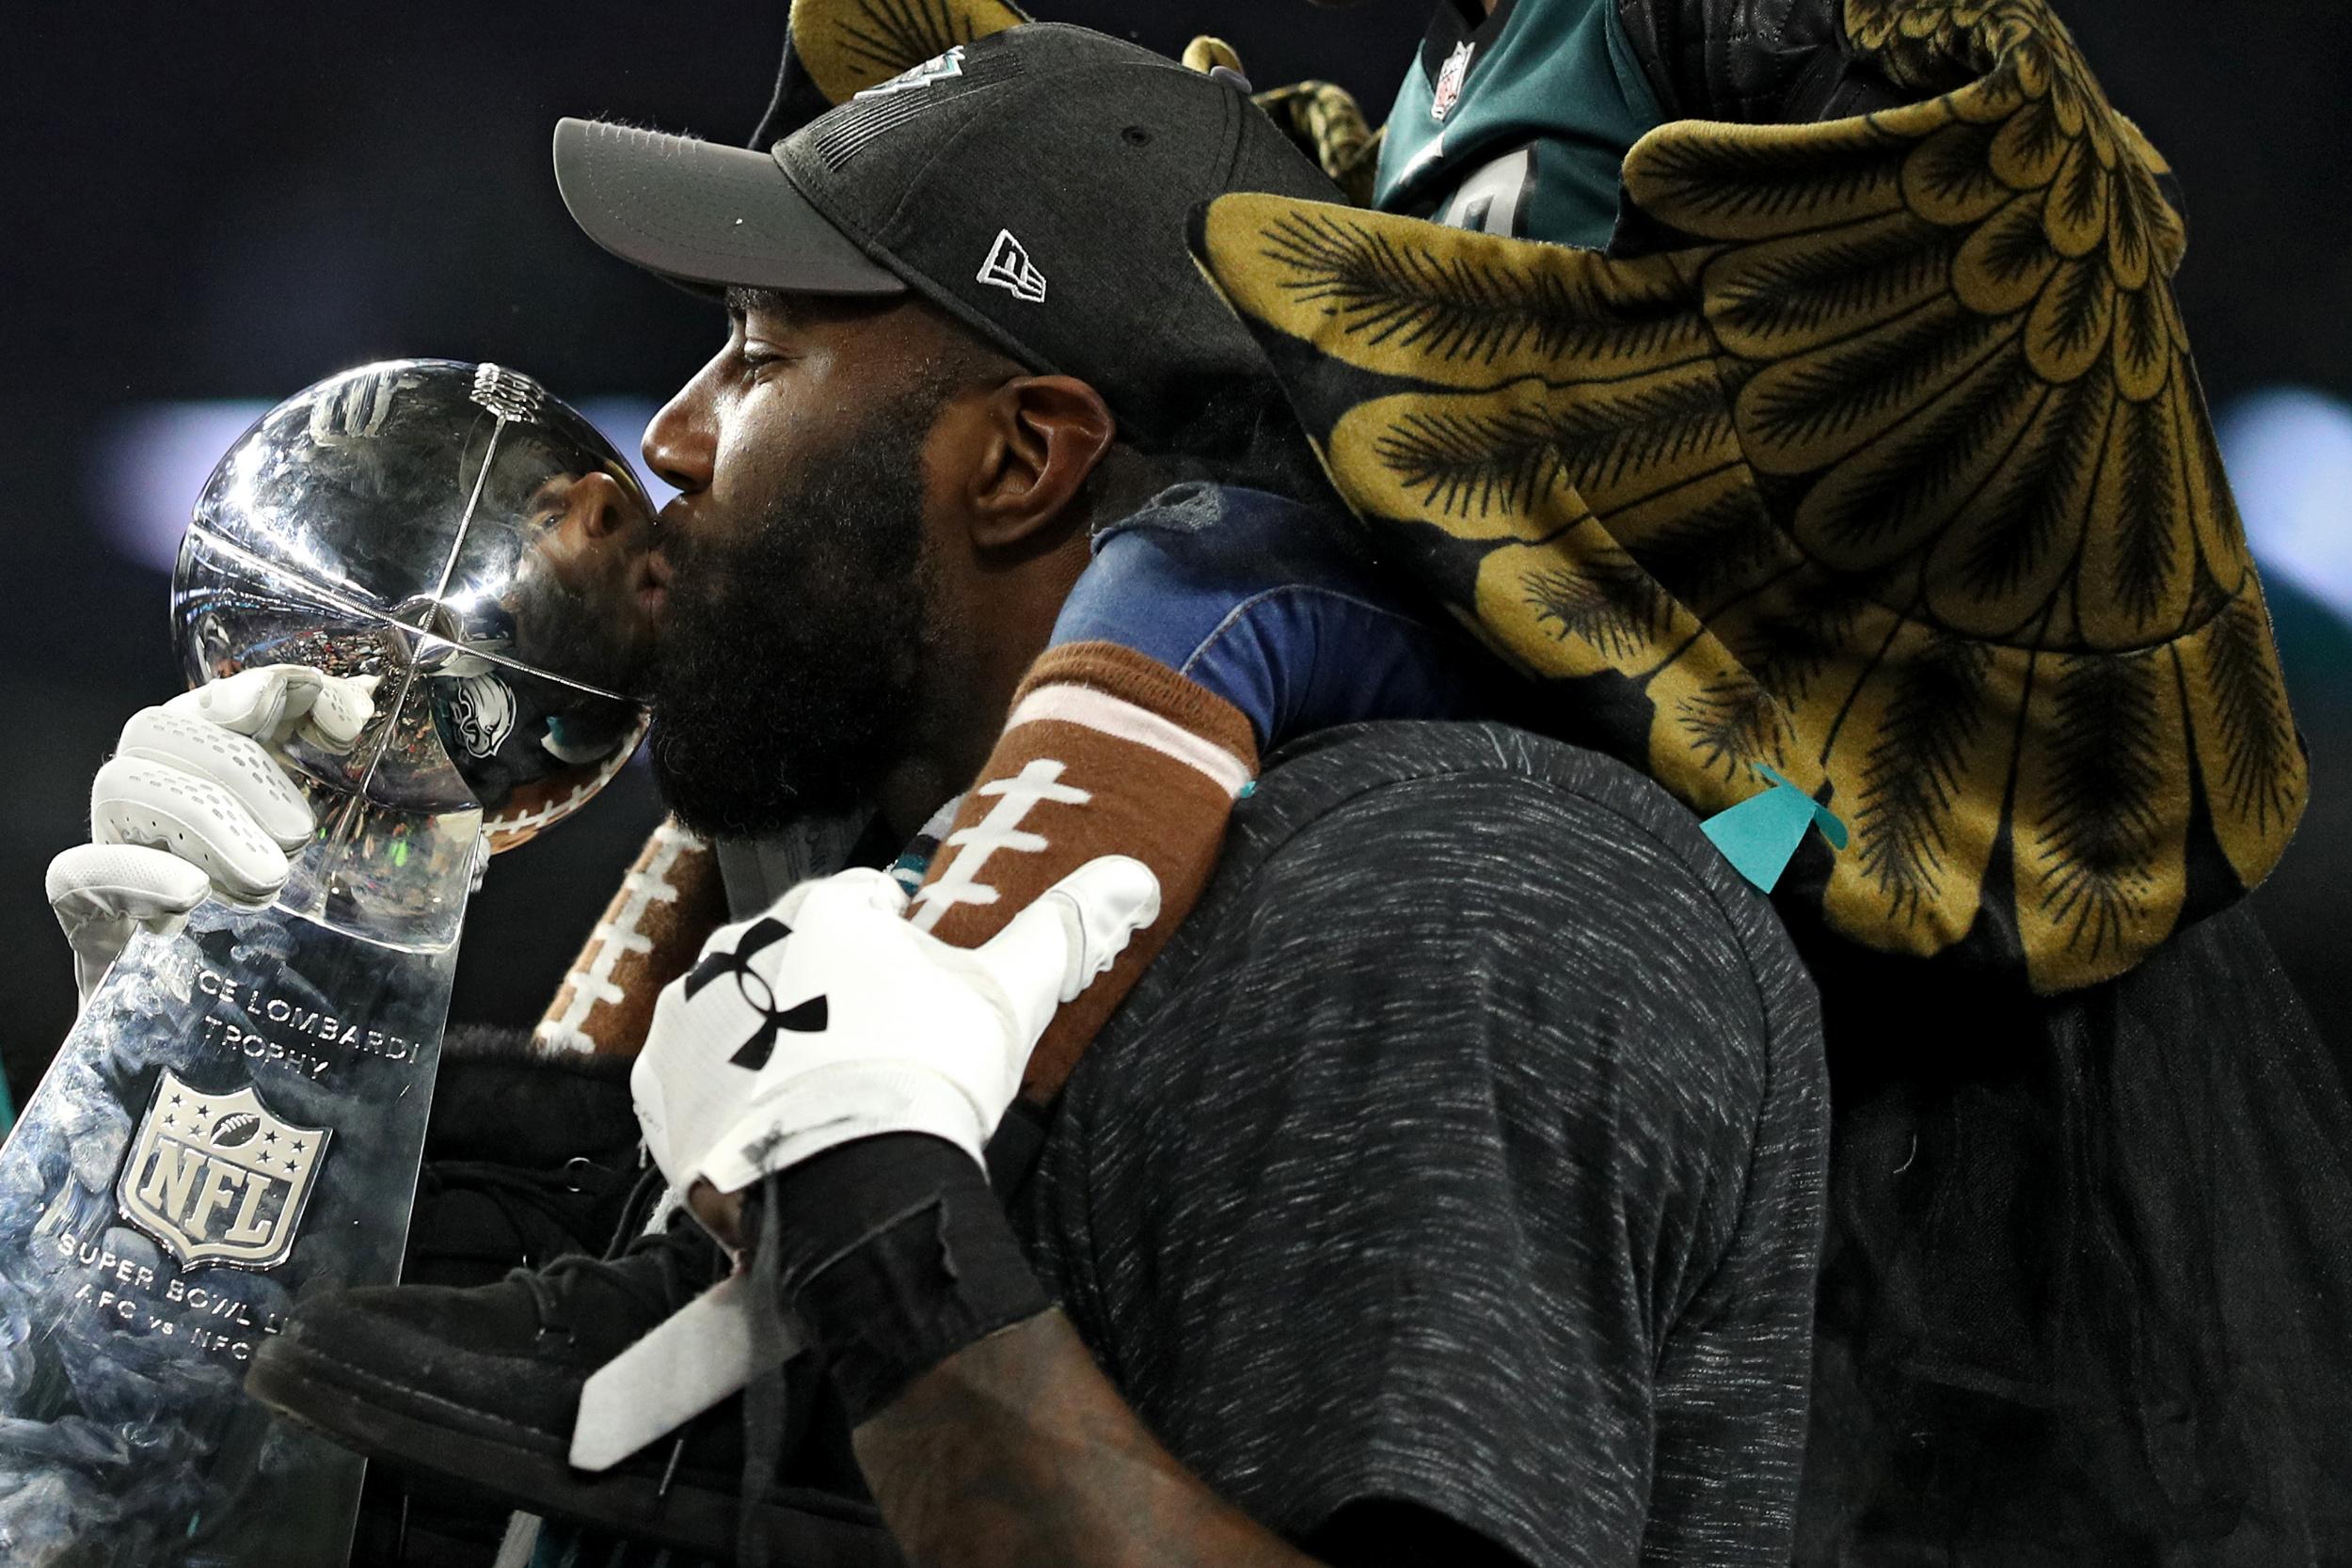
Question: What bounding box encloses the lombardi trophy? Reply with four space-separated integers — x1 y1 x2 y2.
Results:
0 361 654 1565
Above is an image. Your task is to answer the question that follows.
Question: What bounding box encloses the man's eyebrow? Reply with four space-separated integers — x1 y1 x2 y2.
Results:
724 285 791 327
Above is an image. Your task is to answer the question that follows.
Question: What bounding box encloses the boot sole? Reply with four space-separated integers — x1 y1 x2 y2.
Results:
246 1333 899 1565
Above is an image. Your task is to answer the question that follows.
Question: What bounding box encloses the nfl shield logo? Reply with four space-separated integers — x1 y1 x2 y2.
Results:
117 1070 329 1271
1430 41 1474 123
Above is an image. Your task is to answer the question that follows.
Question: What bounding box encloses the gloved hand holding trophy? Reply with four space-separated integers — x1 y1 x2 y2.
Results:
0 361 656 1566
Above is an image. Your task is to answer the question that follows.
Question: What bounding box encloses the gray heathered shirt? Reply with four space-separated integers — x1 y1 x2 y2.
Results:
1016 721 1829 1568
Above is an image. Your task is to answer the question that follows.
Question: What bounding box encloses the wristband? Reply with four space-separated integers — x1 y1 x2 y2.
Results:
746 1132 1050 1425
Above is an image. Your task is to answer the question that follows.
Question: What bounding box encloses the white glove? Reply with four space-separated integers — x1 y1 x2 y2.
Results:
633 858 1160 1196
46 665 375 1006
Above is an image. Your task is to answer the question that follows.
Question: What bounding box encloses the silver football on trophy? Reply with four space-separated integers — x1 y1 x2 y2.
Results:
171 360 656 857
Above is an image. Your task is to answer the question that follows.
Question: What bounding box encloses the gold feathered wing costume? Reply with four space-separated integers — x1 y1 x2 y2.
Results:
768 0 2305 994
1184 0 2306 992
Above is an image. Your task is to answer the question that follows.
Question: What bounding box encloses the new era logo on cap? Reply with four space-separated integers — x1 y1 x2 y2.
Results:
977 229 1047 303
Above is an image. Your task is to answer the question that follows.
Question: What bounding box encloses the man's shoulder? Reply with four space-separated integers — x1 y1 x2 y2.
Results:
1231 719 1755 922
1119 719 1815 1046
1029 725 1830 1568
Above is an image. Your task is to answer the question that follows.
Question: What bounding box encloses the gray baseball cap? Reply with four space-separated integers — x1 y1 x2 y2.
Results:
554 24 1338 441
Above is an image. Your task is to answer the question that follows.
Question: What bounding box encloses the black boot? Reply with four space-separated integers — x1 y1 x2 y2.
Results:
335 1028 647 1565
252 1193 892 1563
261 1028 894 1563
401 1028 646 1289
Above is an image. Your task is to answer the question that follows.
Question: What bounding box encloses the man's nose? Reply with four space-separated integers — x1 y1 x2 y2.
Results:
559 470 639 541
644 382 714 497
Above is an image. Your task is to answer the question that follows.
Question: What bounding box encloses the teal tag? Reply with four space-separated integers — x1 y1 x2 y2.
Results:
1699 764 1848 894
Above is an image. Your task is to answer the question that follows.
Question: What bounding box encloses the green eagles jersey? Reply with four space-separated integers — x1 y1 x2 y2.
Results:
1373 0 1664 248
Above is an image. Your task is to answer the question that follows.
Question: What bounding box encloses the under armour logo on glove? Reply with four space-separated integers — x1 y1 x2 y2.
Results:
630 859 1162 1199
680 917 829 1069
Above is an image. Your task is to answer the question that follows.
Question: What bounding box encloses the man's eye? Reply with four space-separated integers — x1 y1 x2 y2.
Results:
739 349 792 378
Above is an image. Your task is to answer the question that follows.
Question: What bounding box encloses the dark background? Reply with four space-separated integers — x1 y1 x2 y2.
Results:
3 1 2347 1104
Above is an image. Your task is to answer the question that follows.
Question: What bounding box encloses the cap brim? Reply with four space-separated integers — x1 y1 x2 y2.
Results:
552 118 906 296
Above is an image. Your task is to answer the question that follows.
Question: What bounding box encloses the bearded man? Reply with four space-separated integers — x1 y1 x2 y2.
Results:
57 23 1833 1568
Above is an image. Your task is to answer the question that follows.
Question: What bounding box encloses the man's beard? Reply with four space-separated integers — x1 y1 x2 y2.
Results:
507 556 653 699
646 392 943 839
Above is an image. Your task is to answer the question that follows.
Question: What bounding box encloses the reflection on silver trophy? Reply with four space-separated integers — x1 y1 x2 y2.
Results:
0 361 654 1565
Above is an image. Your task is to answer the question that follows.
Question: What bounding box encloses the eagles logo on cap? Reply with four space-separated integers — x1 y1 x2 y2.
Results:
855 45 967 99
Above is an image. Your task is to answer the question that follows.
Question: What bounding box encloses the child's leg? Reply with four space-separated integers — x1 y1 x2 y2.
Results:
912 638 1257 1100
912 486 1486 1103
535 817 731 1057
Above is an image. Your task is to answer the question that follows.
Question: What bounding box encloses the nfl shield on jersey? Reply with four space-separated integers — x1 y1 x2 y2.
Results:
1430 41 1474 121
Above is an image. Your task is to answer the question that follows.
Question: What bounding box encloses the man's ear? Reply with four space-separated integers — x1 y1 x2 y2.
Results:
964 375 1117 551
